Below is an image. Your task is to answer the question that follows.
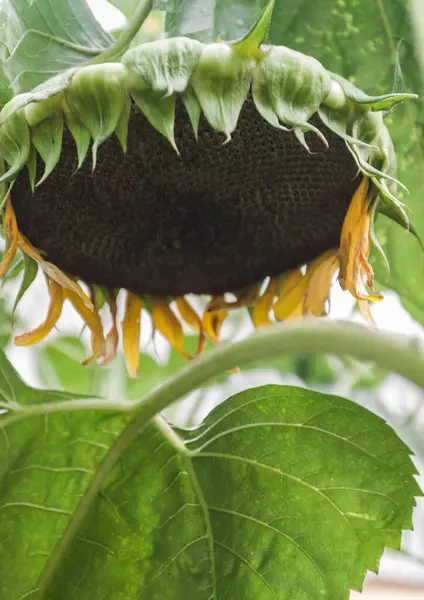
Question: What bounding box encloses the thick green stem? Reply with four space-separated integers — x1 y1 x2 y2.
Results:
87 0 153 65
134 320 424 423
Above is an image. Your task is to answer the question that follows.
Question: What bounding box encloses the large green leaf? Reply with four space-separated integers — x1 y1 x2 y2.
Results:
165 0 424 327
0 0 114 94
0 370 419 599
165 0 267 41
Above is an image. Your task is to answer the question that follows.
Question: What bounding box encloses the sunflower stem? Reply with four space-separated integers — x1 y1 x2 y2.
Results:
87 0 153 65
6 321 424 429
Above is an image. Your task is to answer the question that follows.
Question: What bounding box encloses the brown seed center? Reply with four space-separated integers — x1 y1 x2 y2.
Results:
12 96 359 296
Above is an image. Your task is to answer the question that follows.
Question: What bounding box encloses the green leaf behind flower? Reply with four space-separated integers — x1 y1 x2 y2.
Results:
0 0 114 95
0 365 419 599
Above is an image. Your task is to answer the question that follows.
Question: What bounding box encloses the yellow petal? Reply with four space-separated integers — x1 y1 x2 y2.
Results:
207 284 260 311
121 292 143 378
151 297 191 359
18 232 93 310
304 250 339 317
175 297 201 333
0 197 19 277
100 292 119 366
202 296 228 342
65 288 105 365
339 178 382 303
40 262 93 310
358 299 377 327
14 279 64 346
273 269 307 320
252 278 278 327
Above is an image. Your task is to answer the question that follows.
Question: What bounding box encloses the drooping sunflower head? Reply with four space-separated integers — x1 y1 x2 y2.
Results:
0 1 419 376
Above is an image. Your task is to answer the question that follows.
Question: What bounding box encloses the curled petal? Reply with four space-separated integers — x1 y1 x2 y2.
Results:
65 289 105 365
339 178 382 303
152 297 192 359
252 278 278 327
0 197 19 277
121 292 143 378
303 250 339 317
358 299 377 327
202 296 228 342
176 296 201 333
15 279 64 346
273 269 306 320
100 292 119 366
207 284 260 311
18 232 93 310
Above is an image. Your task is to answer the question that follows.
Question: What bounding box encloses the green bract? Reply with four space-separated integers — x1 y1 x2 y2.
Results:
0 19 417 245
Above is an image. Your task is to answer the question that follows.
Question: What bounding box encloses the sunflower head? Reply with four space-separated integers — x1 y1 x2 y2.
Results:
0 1 419 375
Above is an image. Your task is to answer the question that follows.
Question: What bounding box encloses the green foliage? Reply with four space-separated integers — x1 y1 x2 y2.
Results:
0 0 114 95
0 369 419 599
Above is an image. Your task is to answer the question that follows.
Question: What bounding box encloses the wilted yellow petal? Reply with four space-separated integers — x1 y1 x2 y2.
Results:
15 279 64 346
121 292 143 378
152 297 191 359
18 232 93 310
17 232 44 262
339 178 382 303
273 269 307 320
207 284 260 311
100 292 119 366
40 261 93 310
202 296 228 342
304 250 339 317
0 197 19 277
176 296 201 333
252 278 278 327
65 288 105 365
358 299 377 327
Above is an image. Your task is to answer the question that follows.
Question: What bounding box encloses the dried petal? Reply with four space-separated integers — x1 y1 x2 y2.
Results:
15 279 64 346
121 292 143 378
152 297 191 359
0 197 19 277
252 279 278 327
65 289 105 365
202 296 228 342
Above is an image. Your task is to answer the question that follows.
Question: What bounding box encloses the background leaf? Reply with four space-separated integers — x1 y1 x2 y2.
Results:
0 378 419 599
0 0 114 94
165 0 267 41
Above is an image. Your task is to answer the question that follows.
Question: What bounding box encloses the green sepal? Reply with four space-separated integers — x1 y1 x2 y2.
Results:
0 108 30 183
26 145 37 192
62 101 91 170
231 0 275 57
0 69 76 129
252 46 332 141
252 79 290 130
64 64 127 168
370 198 390 279
377 199 424 250
317 105 376 149
31 111 64 185
350 112 409 194
12 251 38 323
330 72 418 111
114 95 131 153
122 37 203 95
191 43 253 140
182 86 202 139
132 90 178 151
